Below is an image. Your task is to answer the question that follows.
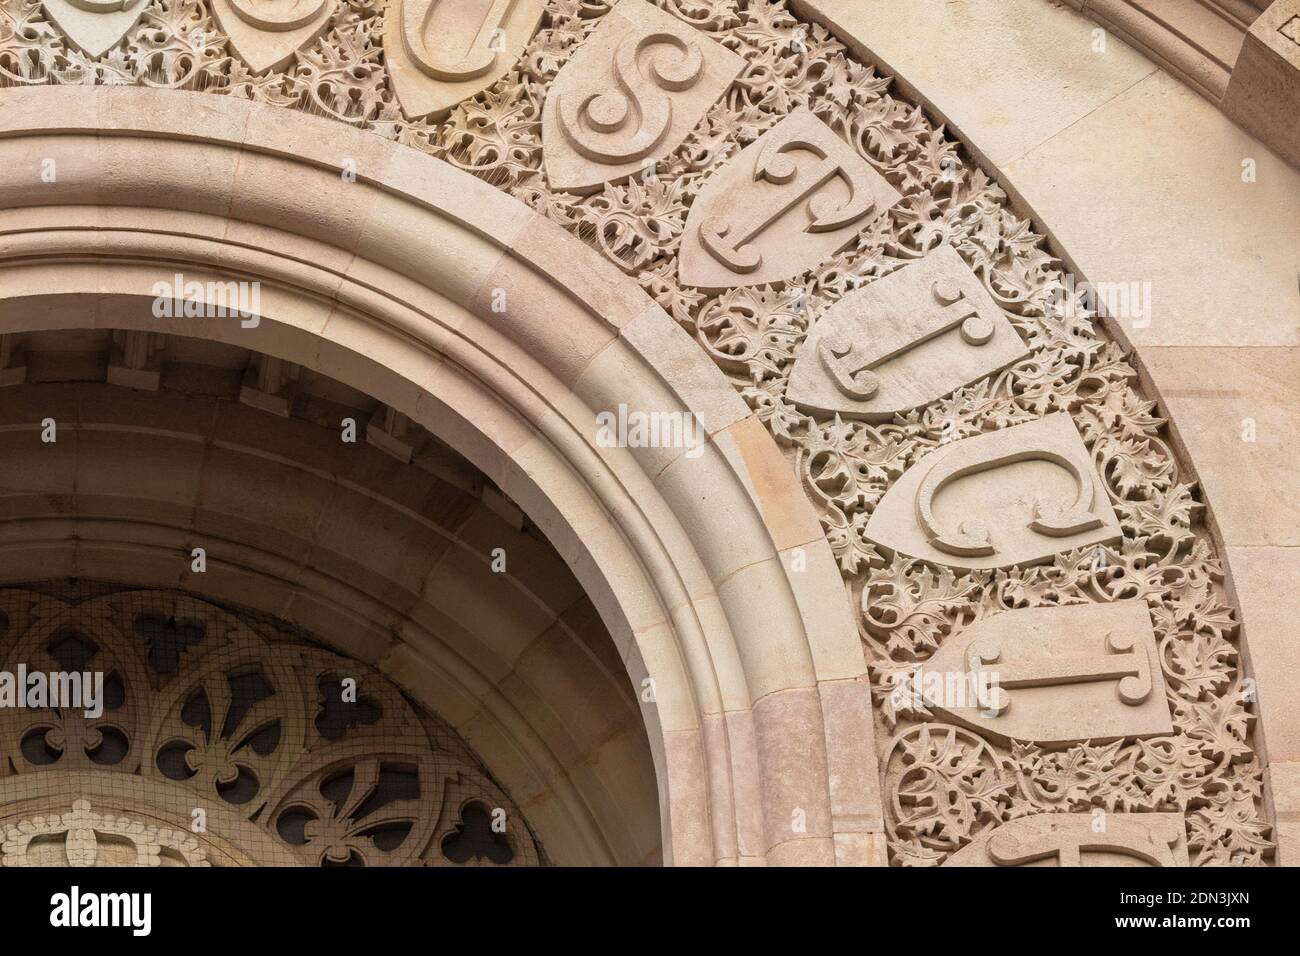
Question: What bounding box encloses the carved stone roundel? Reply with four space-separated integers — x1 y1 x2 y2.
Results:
0 0 1271 867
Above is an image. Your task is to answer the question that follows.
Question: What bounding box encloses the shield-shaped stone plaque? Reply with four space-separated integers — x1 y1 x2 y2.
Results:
211 0 336 75
786 244 1027 420
913 600 1173 746
866 413 1122 569
40 0 149 58
945 813 1188 867
386 0 547 120
679 107 901 291
541 0 744 194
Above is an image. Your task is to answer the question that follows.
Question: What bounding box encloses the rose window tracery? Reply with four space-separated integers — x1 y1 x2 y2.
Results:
0 586 545 866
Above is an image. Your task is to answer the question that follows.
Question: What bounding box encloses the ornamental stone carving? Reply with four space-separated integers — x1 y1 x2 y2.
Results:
913 600 1172 746
210 0 335 74
945 812 1190 867
542 0 743 193
39 0 148 57
787 244 1027 420
387 0 547 118
0 0 1271 868
679 107 902 290
865 413 1122 570
0 587 543 867
1 799 211 867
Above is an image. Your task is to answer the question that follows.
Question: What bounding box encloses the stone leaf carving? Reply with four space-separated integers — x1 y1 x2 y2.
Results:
386 0 547 119
945 812 1189 867
39 0 148 57
881 723 1011 859
541 0 744 194
679 107 902 291
210 0 336 75
866 412 1122 570
916 600 1173 746
787 244 1027 420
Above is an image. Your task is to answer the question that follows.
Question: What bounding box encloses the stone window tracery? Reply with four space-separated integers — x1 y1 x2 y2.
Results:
0 0 1272 866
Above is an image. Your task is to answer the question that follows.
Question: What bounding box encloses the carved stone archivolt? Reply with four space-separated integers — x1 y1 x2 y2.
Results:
867 413 1123 569
0 0 1270 866
680 106 901 290
914 600 1172 747
0 587 544 866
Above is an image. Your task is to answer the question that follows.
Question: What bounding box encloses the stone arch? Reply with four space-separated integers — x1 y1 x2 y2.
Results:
0 369 655 866
0 85 877 866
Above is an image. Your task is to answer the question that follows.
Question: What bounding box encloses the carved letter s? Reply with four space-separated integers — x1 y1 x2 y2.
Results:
556 30 704 166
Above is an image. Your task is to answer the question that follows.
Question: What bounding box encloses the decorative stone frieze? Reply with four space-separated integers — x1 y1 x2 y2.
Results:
0 0 1271 867
944 812 1189 867
211 0 337 74
679 106 901 290
914 600 1172 746
865 413 1122 570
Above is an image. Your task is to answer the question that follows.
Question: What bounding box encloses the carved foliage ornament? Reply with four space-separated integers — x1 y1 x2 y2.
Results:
867 413 1122 570
945 812 1189 867
787 244 1027 420
914 600 1173 746
38 0 148 57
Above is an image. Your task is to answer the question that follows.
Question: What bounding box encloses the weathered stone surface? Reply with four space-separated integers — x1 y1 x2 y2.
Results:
945 812 1190 867
914 600 1172 746
866 413 1122 570
792 0 1158 169
541 0 743 193
787 244 1027 420
679 107 901 290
